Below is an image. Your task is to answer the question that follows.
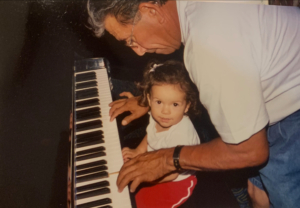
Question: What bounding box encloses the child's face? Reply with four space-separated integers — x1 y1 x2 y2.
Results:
147 84 190 129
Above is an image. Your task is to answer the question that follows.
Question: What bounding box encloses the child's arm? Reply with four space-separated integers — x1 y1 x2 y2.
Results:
122 135 148 163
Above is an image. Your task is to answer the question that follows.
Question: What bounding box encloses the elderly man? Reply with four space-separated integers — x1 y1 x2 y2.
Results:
87 1 300 207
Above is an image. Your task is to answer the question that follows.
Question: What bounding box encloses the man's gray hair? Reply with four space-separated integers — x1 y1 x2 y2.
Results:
87 0 168 37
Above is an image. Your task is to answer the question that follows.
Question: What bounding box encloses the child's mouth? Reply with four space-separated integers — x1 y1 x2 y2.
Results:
160 117 171 122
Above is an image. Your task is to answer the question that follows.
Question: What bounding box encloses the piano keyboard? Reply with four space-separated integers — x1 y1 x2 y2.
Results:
71 58 132 208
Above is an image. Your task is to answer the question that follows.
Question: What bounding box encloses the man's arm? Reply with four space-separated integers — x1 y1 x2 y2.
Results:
178 127 268 171
109 93 149 125
157 172 179 183
117 127 269 193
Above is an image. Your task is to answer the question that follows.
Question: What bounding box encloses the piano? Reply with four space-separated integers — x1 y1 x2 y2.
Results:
69 58 132 208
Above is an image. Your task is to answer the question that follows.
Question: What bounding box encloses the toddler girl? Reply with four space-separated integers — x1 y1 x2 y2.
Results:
122 60 201 208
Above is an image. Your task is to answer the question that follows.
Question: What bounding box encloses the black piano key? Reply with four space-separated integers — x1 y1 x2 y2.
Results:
76 107 100 116
76 160 107 171
76 187 110 200
76 93 99 101
76 152 106 161
77 198 112 208
76 107 101 121
76 120 102 132
76 146 106 157
76 171 108 183
76 88 98 100
76 98 100 109
77 136 104 144
77 130 103 139
76 188 110 200
77 112 101 121
77 111 101 122
97 206 112 208
76 81 97 89
76 92 99 101
76 181 110 193
76 165 108 176
76 72 96 82
76 87 97 94
76 138 104 148
76 130 103 143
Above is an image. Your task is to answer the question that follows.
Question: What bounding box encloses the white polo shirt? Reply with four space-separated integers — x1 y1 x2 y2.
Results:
177 2 300 144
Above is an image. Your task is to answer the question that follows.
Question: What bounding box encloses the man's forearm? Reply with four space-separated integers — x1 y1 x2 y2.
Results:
116 128 268 193
165 128 269 172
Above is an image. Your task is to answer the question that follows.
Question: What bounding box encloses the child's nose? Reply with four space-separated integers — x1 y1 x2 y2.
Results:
161 106 171 114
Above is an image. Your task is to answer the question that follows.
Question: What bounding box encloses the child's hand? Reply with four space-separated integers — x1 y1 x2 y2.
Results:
122 147 143 163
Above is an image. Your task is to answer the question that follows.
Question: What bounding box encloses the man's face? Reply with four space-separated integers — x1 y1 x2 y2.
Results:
104 13 181 56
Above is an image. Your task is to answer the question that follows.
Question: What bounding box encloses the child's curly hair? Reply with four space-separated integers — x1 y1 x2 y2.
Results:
137 60 201 117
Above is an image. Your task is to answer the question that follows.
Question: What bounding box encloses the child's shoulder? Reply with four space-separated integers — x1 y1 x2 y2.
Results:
169 118 200 145
173 116 199 137
177 116 194 129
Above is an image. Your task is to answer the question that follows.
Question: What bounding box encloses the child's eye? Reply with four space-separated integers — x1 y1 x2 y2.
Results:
173 103 178 107
156 101 161 104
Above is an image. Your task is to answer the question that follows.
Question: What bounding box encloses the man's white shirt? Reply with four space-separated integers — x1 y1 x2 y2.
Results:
177 1 300 144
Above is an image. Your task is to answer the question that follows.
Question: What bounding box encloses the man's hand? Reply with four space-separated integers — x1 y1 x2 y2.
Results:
117 148 175 193
157 172 179 183
122 147 146 163
109 92 149 125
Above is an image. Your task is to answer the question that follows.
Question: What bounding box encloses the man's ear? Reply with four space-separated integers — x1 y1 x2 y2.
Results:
185 102 191 113
147 93 151 107
139 2 164 24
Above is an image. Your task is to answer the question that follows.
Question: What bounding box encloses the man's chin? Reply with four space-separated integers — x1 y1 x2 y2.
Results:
155 48 176 55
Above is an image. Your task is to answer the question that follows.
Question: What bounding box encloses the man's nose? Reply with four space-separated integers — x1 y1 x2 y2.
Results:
132 45 147 56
